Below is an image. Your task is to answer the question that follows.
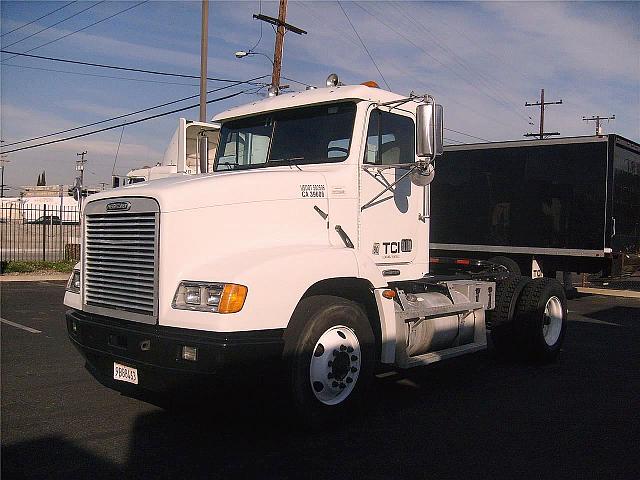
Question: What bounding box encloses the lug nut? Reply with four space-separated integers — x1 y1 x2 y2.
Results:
340 345 347 351
350 367 358 373
351 355 358 361
347 346 354 353
346 377 353 384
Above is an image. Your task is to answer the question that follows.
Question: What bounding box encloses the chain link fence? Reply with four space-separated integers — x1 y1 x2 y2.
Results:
0 204 81 265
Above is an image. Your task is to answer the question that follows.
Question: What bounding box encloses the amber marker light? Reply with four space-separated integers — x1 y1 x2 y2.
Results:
382 289 396 299
217 284 248 314
361 80 380 88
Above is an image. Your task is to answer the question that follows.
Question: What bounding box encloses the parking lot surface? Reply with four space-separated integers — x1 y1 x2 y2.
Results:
2 281 639 479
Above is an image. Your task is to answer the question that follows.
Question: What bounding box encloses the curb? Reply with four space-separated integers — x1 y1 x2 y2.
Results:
0 273 70 282
576 287 640 299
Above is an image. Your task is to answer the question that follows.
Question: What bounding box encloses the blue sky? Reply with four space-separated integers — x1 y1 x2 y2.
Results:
1 0 639 191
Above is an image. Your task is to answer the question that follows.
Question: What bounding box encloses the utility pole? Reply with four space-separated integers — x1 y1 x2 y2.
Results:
254 0 306 90
0 140 7 199
582 114 615 136
76 151 87 213
199 0 210 174
0 156 8 199
524 89 563 139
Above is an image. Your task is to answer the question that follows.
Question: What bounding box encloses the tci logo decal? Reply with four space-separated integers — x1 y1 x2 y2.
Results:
106 201 131 212
382 239 412 254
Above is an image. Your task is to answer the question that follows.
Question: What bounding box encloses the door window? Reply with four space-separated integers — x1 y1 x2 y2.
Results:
364 110 415 165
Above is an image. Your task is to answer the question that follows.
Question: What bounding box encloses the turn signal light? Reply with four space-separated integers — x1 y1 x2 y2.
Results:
361 80 379 88
218 284 248 314
382 289 396 299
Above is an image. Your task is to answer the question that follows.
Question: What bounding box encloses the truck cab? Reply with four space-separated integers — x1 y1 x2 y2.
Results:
65 76 567 424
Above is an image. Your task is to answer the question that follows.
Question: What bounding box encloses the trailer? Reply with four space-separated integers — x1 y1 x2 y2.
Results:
431 135 640 279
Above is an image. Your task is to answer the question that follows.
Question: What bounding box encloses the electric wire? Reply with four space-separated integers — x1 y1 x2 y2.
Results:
1 63 200 87
389 2 530 124
354 2 528 127
444 128 490 143
1 74 268 148
2 1 105 49
2 1 147 62
248 0 264 52
0 50 269 85
337 1 391 91
0 90 248 155
1 1 78 38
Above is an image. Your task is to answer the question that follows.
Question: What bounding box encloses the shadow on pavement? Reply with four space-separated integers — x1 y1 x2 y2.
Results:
3 299 638 479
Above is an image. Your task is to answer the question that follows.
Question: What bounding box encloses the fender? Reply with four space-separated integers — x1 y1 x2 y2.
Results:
158 245 386 332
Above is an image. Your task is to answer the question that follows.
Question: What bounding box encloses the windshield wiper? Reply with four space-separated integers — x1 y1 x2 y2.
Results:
270 157 304 171
217 161 240 170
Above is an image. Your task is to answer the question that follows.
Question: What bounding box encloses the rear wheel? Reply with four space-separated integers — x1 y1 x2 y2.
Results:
488 256 522 276
487 275 528 357
285 296 375 427
515 278 567 362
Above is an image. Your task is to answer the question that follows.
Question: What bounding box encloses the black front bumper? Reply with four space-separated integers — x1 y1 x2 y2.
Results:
66 309 285 393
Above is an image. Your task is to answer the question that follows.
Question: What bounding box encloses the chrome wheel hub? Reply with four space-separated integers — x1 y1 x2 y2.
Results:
542 296 563 346
309 325 361 405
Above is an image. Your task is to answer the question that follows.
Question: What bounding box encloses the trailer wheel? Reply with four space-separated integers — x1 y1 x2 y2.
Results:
488 256 521 275
515 278 567 362
487 275 528 357
285 295 375 426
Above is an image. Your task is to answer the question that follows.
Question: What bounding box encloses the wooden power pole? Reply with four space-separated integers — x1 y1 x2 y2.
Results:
582 115 615 136
524 89 563 140
254 0 306 90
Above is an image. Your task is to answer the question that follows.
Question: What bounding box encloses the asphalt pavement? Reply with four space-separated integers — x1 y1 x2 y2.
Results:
1 281 639 479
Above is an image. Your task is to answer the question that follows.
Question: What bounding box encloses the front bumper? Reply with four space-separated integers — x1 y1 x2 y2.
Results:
66 309 285 393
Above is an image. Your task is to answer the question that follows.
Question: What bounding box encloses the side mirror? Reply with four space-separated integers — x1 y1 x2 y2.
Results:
416 103 444 159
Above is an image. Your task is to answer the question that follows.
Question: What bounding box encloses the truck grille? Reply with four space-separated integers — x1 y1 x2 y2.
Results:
83 198 159 323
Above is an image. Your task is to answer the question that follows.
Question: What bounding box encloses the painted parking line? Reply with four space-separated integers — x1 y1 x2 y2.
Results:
0 318 42 334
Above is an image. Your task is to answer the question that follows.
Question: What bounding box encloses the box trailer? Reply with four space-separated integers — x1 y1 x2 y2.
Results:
431 135 640 278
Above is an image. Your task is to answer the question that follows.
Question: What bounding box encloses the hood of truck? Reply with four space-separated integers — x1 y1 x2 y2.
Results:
87 169 328 213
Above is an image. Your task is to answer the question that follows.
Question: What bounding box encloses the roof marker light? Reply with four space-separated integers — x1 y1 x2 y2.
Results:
361 81 379 88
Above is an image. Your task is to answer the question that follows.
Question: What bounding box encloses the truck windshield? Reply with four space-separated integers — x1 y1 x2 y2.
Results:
214 102 356 170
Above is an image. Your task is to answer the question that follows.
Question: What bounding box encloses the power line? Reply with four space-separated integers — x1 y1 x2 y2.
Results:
0 90 248 155
354 2 530 127
0 50 268 85
2 1 105 49
2 1 147 61
337 1 391 91
1 63 199 86
1 1 78 38
2 74 268 148
444 128 490 143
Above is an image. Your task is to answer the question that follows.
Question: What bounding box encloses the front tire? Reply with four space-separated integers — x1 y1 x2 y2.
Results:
285 296 375 426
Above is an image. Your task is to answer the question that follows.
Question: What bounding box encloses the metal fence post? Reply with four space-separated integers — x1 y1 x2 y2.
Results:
42 204 47 262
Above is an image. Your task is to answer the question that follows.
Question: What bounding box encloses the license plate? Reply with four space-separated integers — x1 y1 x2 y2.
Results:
113 362 138 385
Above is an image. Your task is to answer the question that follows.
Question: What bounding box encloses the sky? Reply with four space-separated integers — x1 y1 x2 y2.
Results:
1 0 639 192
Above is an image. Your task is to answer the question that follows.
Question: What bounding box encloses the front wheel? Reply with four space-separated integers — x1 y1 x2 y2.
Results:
285 296 375 426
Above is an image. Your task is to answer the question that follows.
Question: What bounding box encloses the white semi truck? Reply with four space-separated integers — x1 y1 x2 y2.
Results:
64 75 567 424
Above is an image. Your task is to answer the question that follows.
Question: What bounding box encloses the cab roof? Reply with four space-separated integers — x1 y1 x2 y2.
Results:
212 84 407 123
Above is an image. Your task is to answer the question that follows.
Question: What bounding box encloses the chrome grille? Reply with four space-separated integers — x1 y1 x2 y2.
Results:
83 198 159 323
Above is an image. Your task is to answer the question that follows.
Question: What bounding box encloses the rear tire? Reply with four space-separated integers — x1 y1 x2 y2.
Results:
487 275 528 357
515 278 567 362
285 295 375 427
488 256 522 276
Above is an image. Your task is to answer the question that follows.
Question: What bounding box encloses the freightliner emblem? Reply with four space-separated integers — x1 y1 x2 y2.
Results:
106 201 131 212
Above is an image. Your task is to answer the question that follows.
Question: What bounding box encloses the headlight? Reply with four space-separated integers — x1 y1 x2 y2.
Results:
66 269 80 294
172 282 247 314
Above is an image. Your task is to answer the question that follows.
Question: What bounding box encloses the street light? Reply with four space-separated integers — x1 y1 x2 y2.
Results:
234 50 274 66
